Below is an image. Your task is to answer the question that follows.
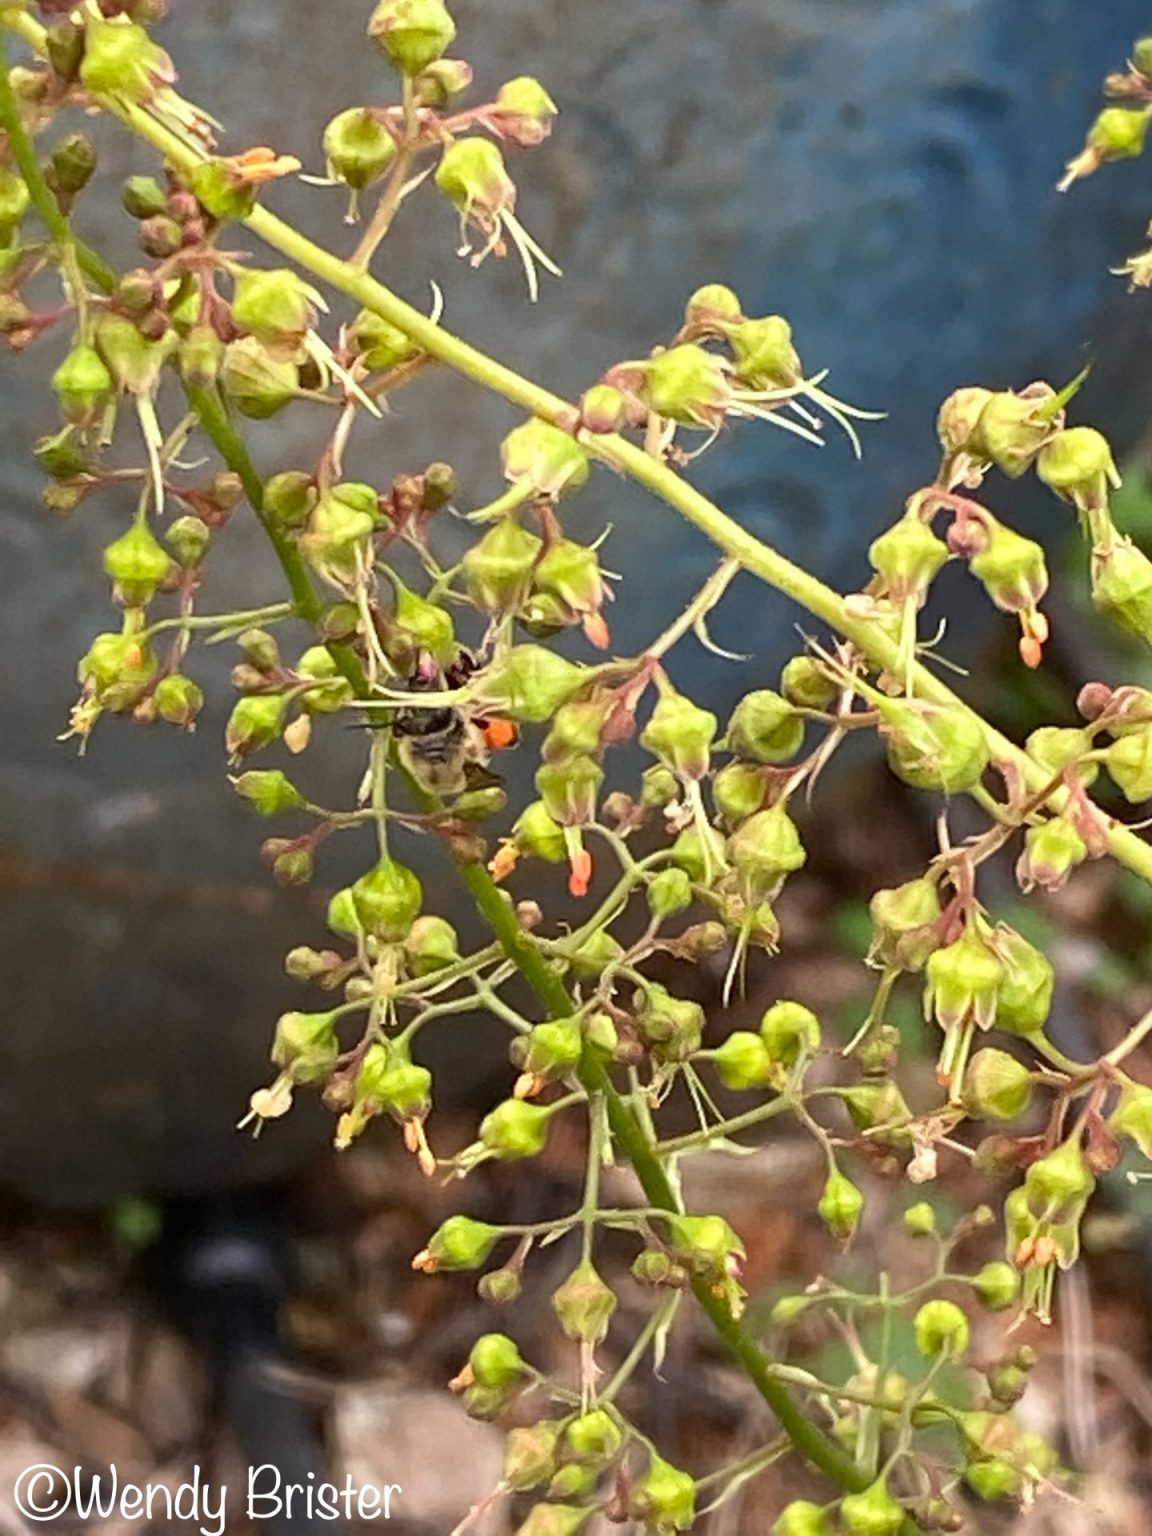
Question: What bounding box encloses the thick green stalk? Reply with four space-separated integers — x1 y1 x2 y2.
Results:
5 6 1148 889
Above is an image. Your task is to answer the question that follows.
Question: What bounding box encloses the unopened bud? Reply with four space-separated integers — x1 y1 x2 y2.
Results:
963 1048 1033 1122
726 688 804 763
323 107 397 190
369 0 456 76
914 1299 970 1359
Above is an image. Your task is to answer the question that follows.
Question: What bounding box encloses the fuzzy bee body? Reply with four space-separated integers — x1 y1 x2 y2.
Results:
392 701 490 796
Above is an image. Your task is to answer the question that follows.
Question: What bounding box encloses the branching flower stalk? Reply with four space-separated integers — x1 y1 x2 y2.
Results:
7 4 1152 1532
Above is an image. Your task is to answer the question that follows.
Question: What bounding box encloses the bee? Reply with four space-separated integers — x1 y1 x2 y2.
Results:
377 653 519 797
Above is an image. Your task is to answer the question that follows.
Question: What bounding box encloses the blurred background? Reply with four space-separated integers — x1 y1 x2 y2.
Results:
3 1 1152 1531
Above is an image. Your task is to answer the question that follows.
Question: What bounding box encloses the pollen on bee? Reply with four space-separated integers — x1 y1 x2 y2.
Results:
482 716 520 751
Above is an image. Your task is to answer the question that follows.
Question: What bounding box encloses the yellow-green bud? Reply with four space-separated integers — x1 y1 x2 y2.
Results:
818 1168 864 1242
403 914 460 976
881 699 989 794
1091 537 1152 644
914 1299 970 1359
152 673 203 728
52 342 114 425
628 1453 696 1533
79 16 172 102
726 688 804 763
641 690 717 780
728 803 806 899
962 1047 1033 1121
564 1407 623 1465
1025 1138 1094 1224
726 313 801 390
1108 1082 1152 1158
512 800 568 864
481 1098 553 1160
1087 104 1152 161
903 1201 936 1237
968 390 1054 479
347 308 418 372
480 646 585 724
970 522 1048 615
232 268 318 354
644 342 729 429
323 107 398 189
993 925 1054 1036
1037 425 1118 511
647 866 693 922
551 1259 616 1343
868 877 943 970
771 1500 830 1536
102 521 172 605
419 1215 502 1272
973 1260 1019 1311
1105 727 1152 801
231 768 306 816
510 1017 583 1086
121 174 167 219
220 336 299 418
436 137 513 218
467 1332 528 1390
351 859 422 941
503 1421 562 1491
710 1030 773 1090
263 471 317 532
271 1009 339 1083
462 520 542 613
225 693 288 758
937 385 994 457
684 283 743 329
760 1000 821 1070
501 418 590 500
839 1478 904 1536
179 325 226 390
869 517 949 602
493 77 558 146
513 1505 589 1536
711 760 767 825
634 983 704 1064
924 924 1004 1034
78 631 158 710
369 0 457 76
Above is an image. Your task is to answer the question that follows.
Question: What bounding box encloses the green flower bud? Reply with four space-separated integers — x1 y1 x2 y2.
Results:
881 699 989 794
102 521 172 605
726 313 801 390
771 1500 830 1536
1025 724 1095 784
868 877 943 970
924 924 1005 1034
962 1047 1033 1121
187 159 257 222
325 887 361 938
725 688 804 763
403 914 460 976
903 1201 936 1237
35 426 90 481
220 336 299 418
759 1000 821 1070
493 76 558 145
121 173 167 220
628 1453 696 1533
1037 425 1118 511
534 539 606 622
225 693 288 758
501 418 590 500
551 1259 616 1344
728 803 806 899
50 133 97 197
1105 726 1152 802
647 866 693 922
416 1215 502 1273
1134 37 1152 76
351 859 422 941
780 655 837 710
993 926 1054 1036
300 482 380 587
711 760 767 825
937 385 994 457
644 342 729 429
78 630 158 710
95 310 173 396
970 522 1048 615
641 764 680 808
1087 104 1151 161
1108 1082 1152 1158
632 1249 680 1287
435 137 513 220
467 1332 528 1390
634 983 704 1063
869 517 949 602
178 325 226 390
53 342 114 425
1092 537 1152 645
354 1043 432 1123
261 471 317 532
462 520 543 614
79 16 173 102
346 308 418 372
964 1458 1021 1503
271 1009 339 1083
841 1081 912 1138
914 1299 970 1359
481 1098 553 1160
564 1406 623 1465
503 1421 562 1492
973 1260 1019 1311
968 390 1054 478
818 1168 864 1242
511 1016 583 1088
480 645 585 724
369 0 456 76
231 768 306 816
152 673 203 728
579 382 628 433
839 1477 904 1536
1025 1138 1094 1224
536 755 602 828
986 1359 1031 1408
512 800 568 864
323 107 397 190
668 826 708 881
542 699 610 763
385 576 455 667
513 1505 589 1536
413 58 474 107
684 283 744 329
710 1030 773 1090
567 930 622 978
232 268 319 354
